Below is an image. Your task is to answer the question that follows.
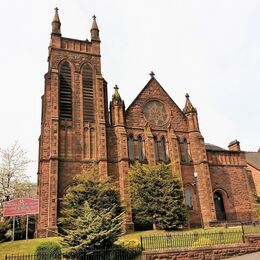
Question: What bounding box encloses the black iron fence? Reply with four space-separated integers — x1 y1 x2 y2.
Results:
5 252 61 260
242 221 260 236
140 230 244 250
5 223 260 259
139 222 260 250
5 247 142 260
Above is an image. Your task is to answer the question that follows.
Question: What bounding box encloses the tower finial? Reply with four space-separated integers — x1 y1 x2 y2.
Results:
112 85 122 103
183 93 197 114
150 71 155 78
91 15 100 41
52 7 61 35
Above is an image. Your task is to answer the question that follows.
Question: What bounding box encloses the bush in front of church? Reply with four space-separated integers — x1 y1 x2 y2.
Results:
129 163 187 230
35 241 61 260
59 167 124 256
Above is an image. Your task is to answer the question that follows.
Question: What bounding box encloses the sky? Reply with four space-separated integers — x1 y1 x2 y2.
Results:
0 0 259 182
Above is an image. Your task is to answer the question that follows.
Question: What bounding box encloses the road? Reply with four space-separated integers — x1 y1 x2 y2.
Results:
227 251 260 259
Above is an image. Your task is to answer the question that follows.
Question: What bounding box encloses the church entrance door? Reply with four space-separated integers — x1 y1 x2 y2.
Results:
214 192 226 221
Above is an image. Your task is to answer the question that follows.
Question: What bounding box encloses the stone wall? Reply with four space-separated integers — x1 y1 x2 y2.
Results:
209 164 254 221
247 163 260 197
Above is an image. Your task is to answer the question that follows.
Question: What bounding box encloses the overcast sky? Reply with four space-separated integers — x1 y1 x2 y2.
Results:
0 0 259 182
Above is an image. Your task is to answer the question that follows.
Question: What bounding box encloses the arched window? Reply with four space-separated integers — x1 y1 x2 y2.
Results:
90 128 95 159
161 137 167 162
82 64 94 122
185 186 193 209
153 136 159 162
128 135 134 161
84 127 88 159
183 139 189 162
59 62 72 119
138 136 143 161
214 191 226 221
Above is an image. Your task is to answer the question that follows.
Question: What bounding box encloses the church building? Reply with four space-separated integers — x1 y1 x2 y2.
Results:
36 9 257 237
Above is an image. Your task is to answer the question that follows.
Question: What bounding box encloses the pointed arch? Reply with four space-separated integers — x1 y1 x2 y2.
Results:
82 64 94 122
59 61 72 119
213 188 229 199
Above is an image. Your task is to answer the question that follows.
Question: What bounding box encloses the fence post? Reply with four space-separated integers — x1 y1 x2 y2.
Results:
241 222 245 243
140 235 144 251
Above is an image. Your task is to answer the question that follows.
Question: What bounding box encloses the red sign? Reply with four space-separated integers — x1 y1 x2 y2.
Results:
3 198 39 217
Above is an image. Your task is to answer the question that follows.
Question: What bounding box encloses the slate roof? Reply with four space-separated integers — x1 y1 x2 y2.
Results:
246 151 260 169
205 143 227 152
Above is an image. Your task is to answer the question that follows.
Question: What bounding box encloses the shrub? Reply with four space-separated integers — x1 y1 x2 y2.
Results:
116 239 141 248
35 241 61 260
111 245 142 259
192 237 212 247
0 220 10 242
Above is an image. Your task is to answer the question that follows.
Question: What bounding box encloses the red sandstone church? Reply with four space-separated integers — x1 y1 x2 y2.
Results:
36 9 260 237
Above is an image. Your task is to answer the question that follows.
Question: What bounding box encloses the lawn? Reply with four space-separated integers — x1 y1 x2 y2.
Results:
139 229 244 249
117 227 243 249
117 226 241 242
0 227 243 259
0 237 61 259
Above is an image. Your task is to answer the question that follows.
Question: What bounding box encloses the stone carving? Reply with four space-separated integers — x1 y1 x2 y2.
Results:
52 51 100 73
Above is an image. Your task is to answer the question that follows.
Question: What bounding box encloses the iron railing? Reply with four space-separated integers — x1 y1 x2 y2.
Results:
140 230 244 250
242 222 260 235
5 223 260 258
5 247 142 260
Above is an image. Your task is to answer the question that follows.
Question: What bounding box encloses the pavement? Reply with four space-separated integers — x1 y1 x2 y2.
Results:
226 251 260 259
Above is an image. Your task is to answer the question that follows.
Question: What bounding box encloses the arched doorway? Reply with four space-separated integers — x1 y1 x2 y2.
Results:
214 191 226 221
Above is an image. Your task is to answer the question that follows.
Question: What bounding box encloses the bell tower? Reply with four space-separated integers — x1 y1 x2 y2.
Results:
37 9 109 237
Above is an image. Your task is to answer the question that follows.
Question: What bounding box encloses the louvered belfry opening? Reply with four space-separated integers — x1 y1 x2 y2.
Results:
82 64 94 122
59 62 72 119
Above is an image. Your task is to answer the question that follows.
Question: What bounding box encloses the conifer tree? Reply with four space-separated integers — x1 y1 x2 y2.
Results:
59 168 124 255
129 163 186 230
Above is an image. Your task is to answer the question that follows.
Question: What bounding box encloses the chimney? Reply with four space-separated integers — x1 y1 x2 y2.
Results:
228 140 240 152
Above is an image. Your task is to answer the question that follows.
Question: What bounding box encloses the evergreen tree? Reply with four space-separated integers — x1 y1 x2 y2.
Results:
129 163 186 230
59 168 124 255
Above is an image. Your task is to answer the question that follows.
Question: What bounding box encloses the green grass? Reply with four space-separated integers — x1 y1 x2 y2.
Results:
0 226 244 259
117 227 243 249
117 226 241 243
0 237 61 259
243 224 260 235
139 230 244 250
